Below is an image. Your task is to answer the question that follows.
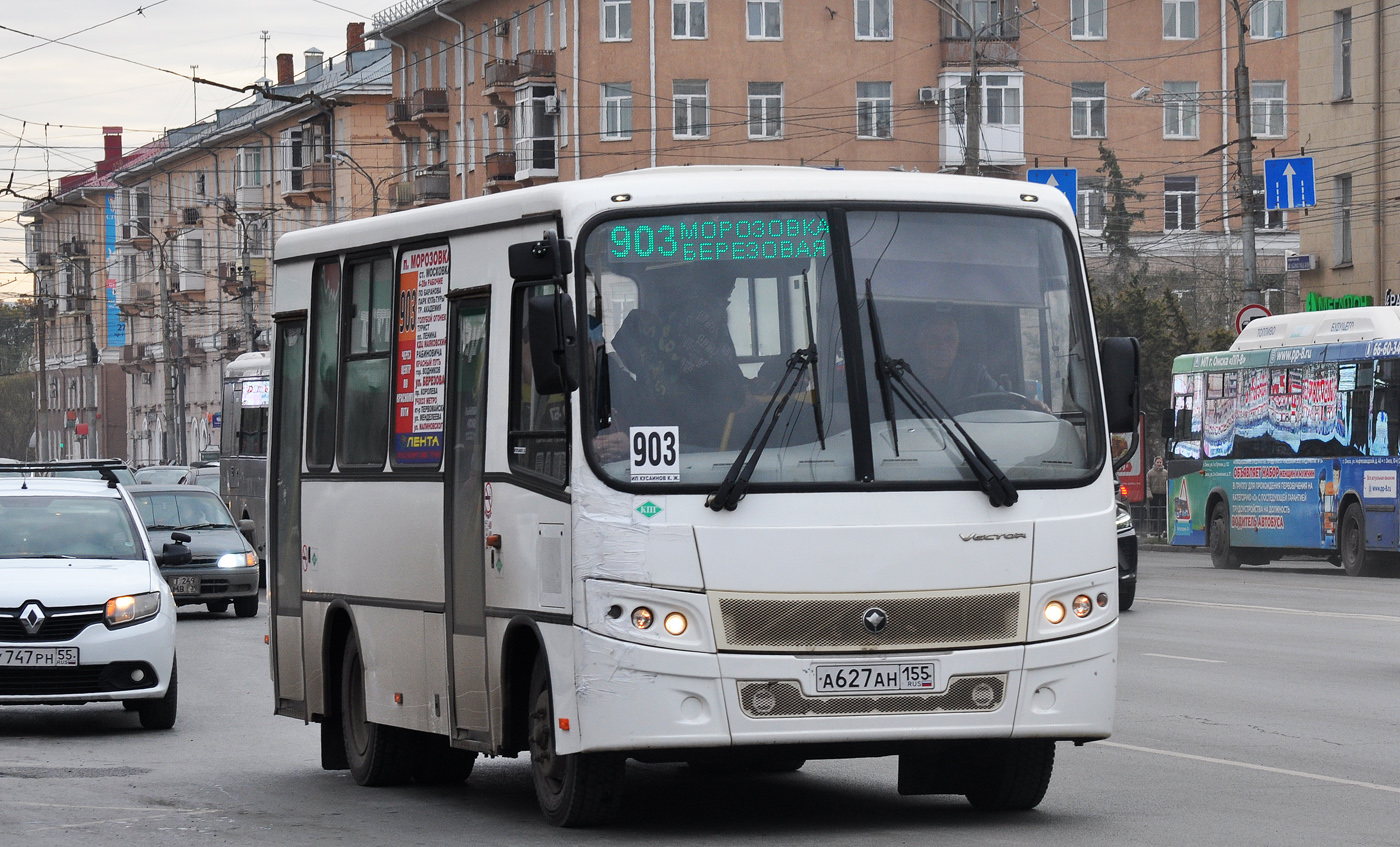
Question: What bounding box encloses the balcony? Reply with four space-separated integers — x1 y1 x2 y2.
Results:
515 51 555 82
413 88 450 131
942 40 1020 65
484 152 518 192
413 168 451 205
484 60 520 103
390 181 416 210
284 162 333 208
59 239 88 258
218 259 267 295
31 252 55 270
119 342 152 374
116 283 153 317
387 98 419 140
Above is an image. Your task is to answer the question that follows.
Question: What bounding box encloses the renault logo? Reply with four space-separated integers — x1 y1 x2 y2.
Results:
19 602 45 636
863 607 888 634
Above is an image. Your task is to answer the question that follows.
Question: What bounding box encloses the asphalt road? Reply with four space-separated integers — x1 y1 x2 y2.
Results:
3 551 1398 845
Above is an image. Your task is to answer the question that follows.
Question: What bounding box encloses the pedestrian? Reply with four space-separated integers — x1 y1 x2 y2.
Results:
1146 456 1168 535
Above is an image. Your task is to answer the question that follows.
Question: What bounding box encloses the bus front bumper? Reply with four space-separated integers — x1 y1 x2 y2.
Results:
571 620 1116 753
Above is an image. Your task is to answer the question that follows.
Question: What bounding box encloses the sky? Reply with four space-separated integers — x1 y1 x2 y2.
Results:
0 0 383 299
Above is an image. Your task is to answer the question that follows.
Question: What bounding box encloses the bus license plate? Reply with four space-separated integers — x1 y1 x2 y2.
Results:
169 576 200 595
0 647 79 667
814 663 937 693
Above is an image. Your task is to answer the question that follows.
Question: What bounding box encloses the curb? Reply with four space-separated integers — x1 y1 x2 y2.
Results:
1137 542 1201 555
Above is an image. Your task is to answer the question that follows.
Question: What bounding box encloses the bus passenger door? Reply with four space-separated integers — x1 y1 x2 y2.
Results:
270 318 307 717
444 296 492 742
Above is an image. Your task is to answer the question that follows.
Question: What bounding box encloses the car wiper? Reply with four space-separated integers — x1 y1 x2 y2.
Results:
863 284 1017 508
706 346 817 512
145 524 179 530
178 522 229 530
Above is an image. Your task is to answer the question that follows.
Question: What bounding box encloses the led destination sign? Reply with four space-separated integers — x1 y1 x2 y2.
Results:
607 214 831 263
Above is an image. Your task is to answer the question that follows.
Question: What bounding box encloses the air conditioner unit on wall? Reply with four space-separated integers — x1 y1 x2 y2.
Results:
543 95 560 115
918 87 939 105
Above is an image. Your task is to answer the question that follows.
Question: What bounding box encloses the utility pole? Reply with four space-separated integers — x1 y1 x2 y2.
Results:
1229 0 1261 307
11 257 46 461
240 217 259 351
156 237 180 464
964 12 981 177
191 65 199 121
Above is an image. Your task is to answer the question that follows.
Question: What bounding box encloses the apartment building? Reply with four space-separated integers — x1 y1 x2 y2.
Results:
1296 2 1400 307
370 0 1301 314
20 25 396 465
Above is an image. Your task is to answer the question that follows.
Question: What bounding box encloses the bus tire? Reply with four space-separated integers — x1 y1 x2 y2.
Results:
341 636 413 786
1339 504 1378 577
411 734 477 784
963 739 1055 811
1208 501 1242 569
528 654 625 827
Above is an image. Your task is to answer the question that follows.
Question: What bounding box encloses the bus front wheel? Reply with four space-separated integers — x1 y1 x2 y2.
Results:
1208 502 1242 569
1339 505 1378 577
341 636 414 786
528 654 625 827
963 739 1056 811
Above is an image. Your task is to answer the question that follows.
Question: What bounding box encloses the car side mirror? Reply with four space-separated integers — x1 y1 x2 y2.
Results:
158 531 192 567
238 519 256 543
1100 337 1141 434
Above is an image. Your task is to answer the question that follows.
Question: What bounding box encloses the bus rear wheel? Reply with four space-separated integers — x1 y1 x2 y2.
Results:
1208 501 1242 569
528 654 625 827
963 739 1056 811
341 636 413 786
1339 504 1379 577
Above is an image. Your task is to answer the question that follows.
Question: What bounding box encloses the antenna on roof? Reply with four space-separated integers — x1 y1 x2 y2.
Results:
261 31 271 80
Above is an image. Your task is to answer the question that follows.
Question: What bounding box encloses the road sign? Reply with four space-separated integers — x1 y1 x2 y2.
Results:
1026 168 1077 215
1263 157 1315 210
1236 303 1272 334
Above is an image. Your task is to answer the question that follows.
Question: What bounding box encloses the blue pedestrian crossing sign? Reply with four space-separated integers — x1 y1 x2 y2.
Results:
1026 168 1077 215
1263 157 1315 210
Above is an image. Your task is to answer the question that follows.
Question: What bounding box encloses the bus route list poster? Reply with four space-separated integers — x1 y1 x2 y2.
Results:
395 245 450 465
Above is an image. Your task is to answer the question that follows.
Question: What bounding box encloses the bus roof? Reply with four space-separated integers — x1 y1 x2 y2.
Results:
225 351 271 380
1174 306 1400 373
272 166 1078 263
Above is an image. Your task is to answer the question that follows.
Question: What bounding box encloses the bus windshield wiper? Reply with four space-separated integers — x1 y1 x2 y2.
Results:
706 346 817 512
863 285 1017 508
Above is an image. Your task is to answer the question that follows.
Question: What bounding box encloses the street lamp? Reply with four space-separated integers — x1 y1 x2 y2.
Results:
10 257 47 461
331 149 394 217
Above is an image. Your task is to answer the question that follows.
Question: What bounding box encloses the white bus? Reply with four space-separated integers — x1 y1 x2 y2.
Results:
220 351 271 571
267 167 1139 826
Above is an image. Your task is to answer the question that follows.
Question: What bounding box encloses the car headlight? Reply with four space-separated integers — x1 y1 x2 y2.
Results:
1115 507 1133 532
218 552 258 569
105 591 161 627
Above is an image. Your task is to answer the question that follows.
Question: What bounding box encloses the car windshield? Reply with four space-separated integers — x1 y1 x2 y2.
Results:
136 467 190 485
131 490 236 531
0 496 144 560
582 207 1102 489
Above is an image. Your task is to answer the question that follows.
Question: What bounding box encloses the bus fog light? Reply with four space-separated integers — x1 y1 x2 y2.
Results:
663 612 687 635
1044 601 1066 624
1097 593 1109 607
631 607 653 629
1073 595 1092 618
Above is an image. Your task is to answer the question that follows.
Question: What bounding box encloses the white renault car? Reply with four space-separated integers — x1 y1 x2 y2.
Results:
0 466 180 729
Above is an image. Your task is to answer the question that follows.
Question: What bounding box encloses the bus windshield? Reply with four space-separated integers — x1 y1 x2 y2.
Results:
583 207 1102 489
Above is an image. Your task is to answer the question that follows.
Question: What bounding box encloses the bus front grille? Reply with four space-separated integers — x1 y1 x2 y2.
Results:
737 675 1007 718
712 589 1026 652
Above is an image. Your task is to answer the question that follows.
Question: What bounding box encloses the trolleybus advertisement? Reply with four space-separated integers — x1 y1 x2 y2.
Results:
394 245 450 465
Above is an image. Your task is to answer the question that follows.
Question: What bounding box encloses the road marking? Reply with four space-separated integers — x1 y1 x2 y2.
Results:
1101 742 1400 794
1140 597 1400 623
1142 653 1225 663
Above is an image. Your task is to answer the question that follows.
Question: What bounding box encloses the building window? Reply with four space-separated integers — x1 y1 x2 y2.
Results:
1251 0 1284 38
195 172 206 197
946 0 1018 38
1071 82 1106 137
855 0 892 39
748 82 783 138
1078 179 1106 231
236 145 263 187
1163 0 1196 39
602 0 633 41
984 75 1020 126
1251 177 1285 230
673 79 709 138
1163 81 1199 139
1335 174 1353 264
602 82 633 140
1251 81 1286 138
517 84 559 174
673 0 706 38
856 81 893 138
1334 10 1352 100
1071 0 1106 39
747 0 782 40
1164 176 1197 231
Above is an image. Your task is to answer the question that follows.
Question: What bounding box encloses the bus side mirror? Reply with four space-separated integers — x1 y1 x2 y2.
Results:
508 231 573 281
529 293 579 395
1160 408 1176 440
1100 336 1140 434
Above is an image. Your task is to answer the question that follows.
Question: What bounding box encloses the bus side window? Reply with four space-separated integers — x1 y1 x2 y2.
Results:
510 282 569 484
307 259 342 471
339 255 395 469
1373 359 1400 456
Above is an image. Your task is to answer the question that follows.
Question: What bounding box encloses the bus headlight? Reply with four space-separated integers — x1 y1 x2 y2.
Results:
663 612 688 635
1044 601 1066 624
631 607 653 629
1073 595 1093 618
105 592 161 627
